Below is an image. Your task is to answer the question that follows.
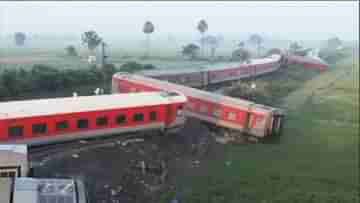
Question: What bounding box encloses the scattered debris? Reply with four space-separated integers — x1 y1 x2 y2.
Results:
225 161 232 167
32 118 216 203
121 138 145 146
191 160 201 168
141 161 146 175
72 154 79 158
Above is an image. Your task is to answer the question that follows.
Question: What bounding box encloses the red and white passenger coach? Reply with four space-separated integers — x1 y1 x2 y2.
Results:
112 73 284 138
138 54 283 87
0 92 187 146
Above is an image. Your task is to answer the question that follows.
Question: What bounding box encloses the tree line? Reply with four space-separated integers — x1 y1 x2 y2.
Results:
0 62 155 99
14 20 345 65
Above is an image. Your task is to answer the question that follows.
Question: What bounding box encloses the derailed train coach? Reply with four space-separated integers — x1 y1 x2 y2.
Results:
112 73 284 138
286 54 329 71
137 54 283 88
0 92 187 146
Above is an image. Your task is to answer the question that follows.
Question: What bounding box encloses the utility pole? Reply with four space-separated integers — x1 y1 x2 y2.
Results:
101 42 108 68
100 42 109 93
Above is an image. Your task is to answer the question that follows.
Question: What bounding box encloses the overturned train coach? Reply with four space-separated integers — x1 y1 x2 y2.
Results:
0 92 187 146
112 73 284 138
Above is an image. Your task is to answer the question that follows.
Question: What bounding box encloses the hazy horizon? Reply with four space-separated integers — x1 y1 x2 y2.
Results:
0 1 358 43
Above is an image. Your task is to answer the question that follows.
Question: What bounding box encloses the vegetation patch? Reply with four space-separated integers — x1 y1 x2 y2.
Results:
0 62 156 100
166 53 359 203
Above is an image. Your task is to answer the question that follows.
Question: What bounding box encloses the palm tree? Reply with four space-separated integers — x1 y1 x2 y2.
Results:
197 19 208 58
248 34 263 58
238 41 245 48
143 21 155 58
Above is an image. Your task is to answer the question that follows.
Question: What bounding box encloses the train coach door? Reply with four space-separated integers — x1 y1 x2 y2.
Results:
243 112 251 134
271 114 284 136
165 105 173 127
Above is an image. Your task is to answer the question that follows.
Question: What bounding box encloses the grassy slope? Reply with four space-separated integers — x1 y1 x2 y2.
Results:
174 55 359 203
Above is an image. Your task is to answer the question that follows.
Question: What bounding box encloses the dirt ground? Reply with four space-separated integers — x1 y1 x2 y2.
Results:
31 118 226 203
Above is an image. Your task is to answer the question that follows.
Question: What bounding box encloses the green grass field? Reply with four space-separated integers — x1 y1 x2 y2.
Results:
164 54 359 203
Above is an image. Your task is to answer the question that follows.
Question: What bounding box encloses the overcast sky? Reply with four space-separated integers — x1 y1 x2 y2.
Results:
0 1 358 41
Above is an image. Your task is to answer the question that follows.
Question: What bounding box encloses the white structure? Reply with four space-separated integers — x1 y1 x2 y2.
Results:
87 55 96 64
0 177 88 203
94 88 100 95
0 145 28 177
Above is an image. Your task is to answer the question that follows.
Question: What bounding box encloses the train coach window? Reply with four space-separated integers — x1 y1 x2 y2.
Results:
133 113 144 122
227 112 237 121
8 126 23 138
149 111 157 121
32 123 47 134
96 116 108 126
116 114 126 124
56 120 68 131
213 109 222 118
185 102 193 110
77 119 89 129
199 105 208 114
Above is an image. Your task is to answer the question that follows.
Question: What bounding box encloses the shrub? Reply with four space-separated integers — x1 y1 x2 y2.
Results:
0 62 153 98
119 61 156 73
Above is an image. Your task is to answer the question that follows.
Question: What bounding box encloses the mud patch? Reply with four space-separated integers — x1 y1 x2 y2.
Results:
31 118 224 203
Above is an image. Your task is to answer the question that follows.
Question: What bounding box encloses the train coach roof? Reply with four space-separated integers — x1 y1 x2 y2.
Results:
206 55 281 70
139 54 281 76
139 67 205 76
0 92 186 119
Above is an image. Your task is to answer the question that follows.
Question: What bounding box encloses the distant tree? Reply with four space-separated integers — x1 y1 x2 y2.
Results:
238 41 245 48
232 48 251 63
203 35 222 60
143 21 155 58
197 19 208 57
289 41 302 54
248 34 263 57
182 43 200 60
119 61 155 73
143 64 156 70
266 48 282 56
1 69 20 96
102 63 117 88
326 37 342 50
14 32 26 46
81 30 102 54
65 45 78 56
